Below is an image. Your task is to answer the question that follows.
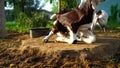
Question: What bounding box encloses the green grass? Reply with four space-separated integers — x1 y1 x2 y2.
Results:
6 21 33 33
106 20 120 29
5 21 53 33
5 22 17 32
5 20 120 33
5 22 16 26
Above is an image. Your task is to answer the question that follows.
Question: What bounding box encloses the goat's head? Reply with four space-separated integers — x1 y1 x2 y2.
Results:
91 10 108 32
96 10 108 32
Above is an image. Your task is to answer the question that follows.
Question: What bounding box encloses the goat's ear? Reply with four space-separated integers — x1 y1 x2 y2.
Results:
96 10 102 16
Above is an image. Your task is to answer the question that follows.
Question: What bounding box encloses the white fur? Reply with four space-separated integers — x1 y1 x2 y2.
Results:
50 14 57 19
77 28 96 44
43 31 53 41
67 26 77 44
53 20 57 25
56 36 72 44
76 23 91 41
82 30 96 44
56 36 66 42
90 12 99 31
76 32 83 41
55 27 77 44
98 10 108 26
82 35 96 44
56 32 67 42
91 1 98 9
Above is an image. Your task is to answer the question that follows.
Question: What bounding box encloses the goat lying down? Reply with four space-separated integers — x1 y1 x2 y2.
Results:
43 0 106 44
50 10 108 44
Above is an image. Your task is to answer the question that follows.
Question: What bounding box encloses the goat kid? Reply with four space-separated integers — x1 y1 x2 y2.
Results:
43 0 105 44
50 10 108 44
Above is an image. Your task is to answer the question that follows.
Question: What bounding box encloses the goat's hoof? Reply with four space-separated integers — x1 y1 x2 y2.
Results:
54 39 58 42
68 40 77 44
72 40 77 44
43 39 48 43
54 40 58 43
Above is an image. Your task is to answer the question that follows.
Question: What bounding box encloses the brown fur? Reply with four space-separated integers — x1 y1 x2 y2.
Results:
52 0 94 34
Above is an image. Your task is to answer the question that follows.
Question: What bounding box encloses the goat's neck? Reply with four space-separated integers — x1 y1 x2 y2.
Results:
90 11 98 31
91 0 98 9
78 0 87 9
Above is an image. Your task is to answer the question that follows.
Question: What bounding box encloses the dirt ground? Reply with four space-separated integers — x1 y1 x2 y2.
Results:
0 30 120 68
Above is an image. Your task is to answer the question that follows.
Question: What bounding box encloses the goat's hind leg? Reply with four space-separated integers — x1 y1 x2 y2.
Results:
55 32 67 42
82 30 96 44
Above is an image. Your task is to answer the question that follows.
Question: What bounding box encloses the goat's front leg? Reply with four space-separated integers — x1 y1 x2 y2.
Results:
56 27 77 44
43 20 57 43
56 33 77 44
43 31 54 43
69 31 77 44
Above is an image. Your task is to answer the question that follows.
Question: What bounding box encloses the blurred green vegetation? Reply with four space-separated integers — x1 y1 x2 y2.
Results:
45 0 78 13
106 20 120 29
5 1 120 33
6 20 120 33
6 12 52 33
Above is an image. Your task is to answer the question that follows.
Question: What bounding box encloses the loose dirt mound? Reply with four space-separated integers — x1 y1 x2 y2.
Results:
0 30 120 68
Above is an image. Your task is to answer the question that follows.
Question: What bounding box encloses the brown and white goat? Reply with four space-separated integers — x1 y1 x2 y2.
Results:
43 0 105 44
49 10 108 44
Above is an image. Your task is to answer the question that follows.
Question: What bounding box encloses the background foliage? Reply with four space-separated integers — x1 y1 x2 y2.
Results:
109 4 120 21
5 0 120 33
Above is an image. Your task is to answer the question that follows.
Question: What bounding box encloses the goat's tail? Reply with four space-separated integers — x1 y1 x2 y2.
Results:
50 14 57 19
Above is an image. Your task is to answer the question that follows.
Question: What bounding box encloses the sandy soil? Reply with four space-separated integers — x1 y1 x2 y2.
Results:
0 30 120 68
